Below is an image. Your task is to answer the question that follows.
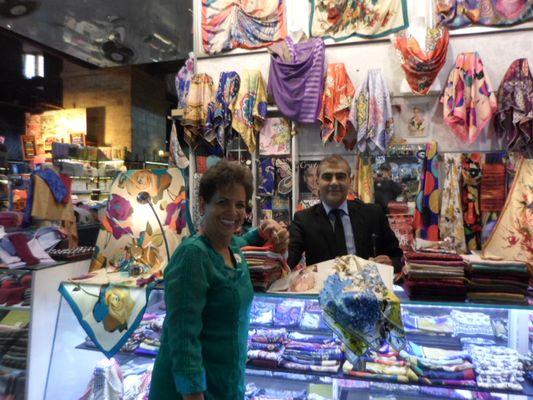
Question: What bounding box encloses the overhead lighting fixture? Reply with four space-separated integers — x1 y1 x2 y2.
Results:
153 33 172 46
0 0 40 18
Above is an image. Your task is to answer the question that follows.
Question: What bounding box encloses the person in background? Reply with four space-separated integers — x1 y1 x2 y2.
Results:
374 163 403 214
288 155 403 272
149 160 289 400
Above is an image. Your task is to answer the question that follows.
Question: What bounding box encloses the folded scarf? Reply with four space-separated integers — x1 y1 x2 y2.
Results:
405 251 463 262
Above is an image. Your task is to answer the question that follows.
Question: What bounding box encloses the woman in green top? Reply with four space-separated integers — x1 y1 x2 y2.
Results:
149 160 288 400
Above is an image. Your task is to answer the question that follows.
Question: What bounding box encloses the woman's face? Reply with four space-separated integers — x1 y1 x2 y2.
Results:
200 183 247 239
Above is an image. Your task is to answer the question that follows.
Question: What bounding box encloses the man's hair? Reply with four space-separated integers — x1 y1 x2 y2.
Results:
317 155 351 177
199 159 253 203
378 163 392 172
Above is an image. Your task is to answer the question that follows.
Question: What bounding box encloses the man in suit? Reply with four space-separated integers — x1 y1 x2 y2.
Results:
288 155 403 272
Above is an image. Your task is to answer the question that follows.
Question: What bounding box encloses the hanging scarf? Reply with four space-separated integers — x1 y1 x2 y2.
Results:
201 0 287 55
438 154 467 254
441 52 497 144
258 158 275 196
320 63 356 149
175 56 195 110
182 73 215 147
461 153 483 251
259 117 291 156
268 37 325 123
437 0 533 28
480 162 506 212
413 142 440 241
204 71 241 152
494 58 533 154
310 0 408 40
483 158 533 263
357 156 374 203
349 69 394 154
231 70 268 152
168 121 189 169
393 26 449 95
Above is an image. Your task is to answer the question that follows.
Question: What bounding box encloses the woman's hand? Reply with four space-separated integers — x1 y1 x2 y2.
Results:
259 219 289 254
184 393 204 400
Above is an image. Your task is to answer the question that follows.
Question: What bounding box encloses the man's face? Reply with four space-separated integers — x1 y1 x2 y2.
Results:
318 161 351 208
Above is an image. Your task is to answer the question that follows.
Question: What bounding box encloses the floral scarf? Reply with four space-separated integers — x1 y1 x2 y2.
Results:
202 0 287 55
175 56 195 110
437 0 533 28
204 71 241 152
231 70 268 152
182 73 215 147
461 153 483 251
310 0 409 40
357 155 374 203
441 52 497 144
494 58 533 154
393 26 449 95
320 63 356 149
483 158 533 263
259 118 291 156
438 154 467 254
413 142 440 241
349 69 394 154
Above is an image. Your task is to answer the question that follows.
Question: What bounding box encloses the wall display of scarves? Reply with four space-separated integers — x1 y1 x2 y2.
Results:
310 0 409 41
461 154 483 251
413 142 440 241
436 0 533 29
483 158 533 263
349 69 394 154
393 26 449 95
441 52 497 144
201 0 287 55
59 168 191 357
494 58 532 154
268 37 326 123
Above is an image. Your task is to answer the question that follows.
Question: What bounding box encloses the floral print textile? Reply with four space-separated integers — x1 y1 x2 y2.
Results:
441 52 497 144
259 118 291 156
175 56 195 110
202 0 287 55
494 58 533 154
310 0 409 41
461 154 483 251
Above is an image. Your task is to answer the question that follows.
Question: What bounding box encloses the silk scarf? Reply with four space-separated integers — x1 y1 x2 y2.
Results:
437 0 533 28
231 70 268 152
494 58 533 154
438 154 467 254
349 69 394 154
320 63 356 148
168 121 189 169
461 153 483 251
310 0 409 40
259 118 291 156
182 73 215 147
393 26 449 95
413 142 440 241
441 52 497 144
268 37 325 123
175 56 195 110
202 0 287 55
483 158 533 263
357 155 374 203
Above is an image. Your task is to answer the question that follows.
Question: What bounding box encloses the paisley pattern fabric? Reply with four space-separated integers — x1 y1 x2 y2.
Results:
437 0 533 28
393 26 450 95
439 154 467 254
413 142 440 241
494 58 533 154
310 0 409 40
441 52 497 144
461 154 483 251
202 0 287 55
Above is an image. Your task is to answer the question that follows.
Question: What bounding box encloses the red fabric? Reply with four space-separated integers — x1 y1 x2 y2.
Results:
404 251 463 262
59 173 72 205
9 233 39 265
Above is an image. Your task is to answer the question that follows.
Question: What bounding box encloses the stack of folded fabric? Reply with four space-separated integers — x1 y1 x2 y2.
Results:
241 245 290 291
402 309 454 341
462 254 530 304
450 310 495 340
245 383 308 400
247 328 287 369
0 324 29 370
280 332 343 374
402 251 466 301
250 300 276 326
0 273 31 307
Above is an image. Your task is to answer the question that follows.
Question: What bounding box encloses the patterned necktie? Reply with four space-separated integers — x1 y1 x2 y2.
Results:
330 209 347 256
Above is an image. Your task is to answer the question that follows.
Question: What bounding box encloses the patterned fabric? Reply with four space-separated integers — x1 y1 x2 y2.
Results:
204 71 241 152
413 142 440 241
258 158 275 196
201 0 287 55
182 73 215 147
268 37 326 123
494 58 533 154
441 52 497 144
357 156 374 203
349 69 394 154
259 118 291 156
437 0 533 28
480 162 506 212
310 0 409 40
461 154 483 251
320 63 356 149
393 26 449 95
231 70 268 152
439 154 467 254
168 121 189 169
175 56 195 109
483 158 533 263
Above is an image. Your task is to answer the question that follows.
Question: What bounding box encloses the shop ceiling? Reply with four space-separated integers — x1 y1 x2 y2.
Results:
0 0 193 67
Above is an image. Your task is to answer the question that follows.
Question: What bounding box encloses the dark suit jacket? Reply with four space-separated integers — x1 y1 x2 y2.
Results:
288 200 403 271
